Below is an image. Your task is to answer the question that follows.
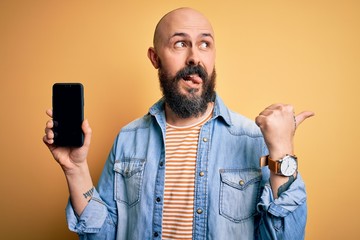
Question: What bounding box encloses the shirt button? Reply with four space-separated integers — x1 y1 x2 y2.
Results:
159 161 164 167
196 208 203 214
239 180 245 186
156 197 161 203
199 171 205 177
154 232 159 237
203 137 208 142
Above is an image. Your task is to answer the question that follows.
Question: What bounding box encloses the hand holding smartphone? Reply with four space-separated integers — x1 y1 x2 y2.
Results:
52 83 84 147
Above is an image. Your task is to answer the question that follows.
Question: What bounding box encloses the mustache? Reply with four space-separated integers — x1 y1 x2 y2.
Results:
174 65 208 82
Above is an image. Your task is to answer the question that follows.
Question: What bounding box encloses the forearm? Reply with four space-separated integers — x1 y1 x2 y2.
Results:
64 161 94 216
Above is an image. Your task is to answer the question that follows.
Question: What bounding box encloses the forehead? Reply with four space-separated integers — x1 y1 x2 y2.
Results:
155 9 214 45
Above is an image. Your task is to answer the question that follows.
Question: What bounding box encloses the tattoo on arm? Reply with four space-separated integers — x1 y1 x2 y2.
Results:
83 187 94 202
277 175 296 197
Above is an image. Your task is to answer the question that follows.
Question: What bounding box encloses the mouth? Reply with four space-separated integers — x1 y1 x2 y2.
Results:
183 74 202 84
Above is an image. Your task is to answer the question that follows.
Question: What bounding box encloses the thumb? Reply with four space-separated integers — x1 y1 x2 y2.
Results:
295 111 315 127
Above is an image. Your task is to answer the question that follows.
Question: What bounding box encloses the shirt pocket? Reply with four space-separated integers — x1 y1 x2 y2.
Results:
219 169 262 223
113 158 146 207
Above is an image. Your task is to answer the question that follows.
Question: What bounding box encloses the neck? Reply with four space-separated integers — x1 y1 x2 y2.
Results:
165 102 214 127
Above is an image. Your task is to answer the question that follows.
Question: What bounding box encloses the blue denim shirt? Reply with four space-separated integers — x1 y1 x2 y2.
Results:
66 95 307 240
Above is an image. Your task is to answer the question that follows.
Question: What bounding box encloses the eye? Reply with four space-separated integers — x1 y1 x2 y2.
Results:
174 41 186 48
199 41 209 50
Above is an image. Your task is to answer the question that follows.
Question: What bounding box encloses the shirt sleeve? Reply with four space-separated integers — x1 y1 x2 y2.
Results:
257 168 307 240
65 190 117 239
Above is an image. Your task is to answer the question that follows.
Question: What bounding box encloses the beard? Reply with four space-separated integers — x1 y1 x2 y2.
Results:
158 63 216 119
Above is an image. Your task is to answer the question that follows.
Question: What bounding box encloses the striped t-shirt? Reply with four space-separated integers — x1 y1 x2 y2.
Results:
162 108 213 239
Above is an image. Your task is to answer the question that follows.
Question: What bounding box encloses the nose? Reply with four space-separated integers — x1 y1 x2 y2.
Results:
186 47 200 66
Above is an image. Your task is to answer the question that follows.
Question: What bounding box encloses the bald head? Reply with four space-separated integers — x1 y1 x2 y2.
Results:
153 8 215 50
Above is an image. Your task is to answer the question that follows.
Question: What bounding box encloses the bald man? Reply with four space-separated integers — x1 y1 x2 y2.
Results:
44 7 313 240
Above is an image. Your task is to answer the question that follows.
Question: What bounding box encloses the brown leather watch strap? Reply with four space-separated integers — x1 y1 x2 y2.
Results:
259 156 268 167
267 156 279 174
260 155 279 173
260 155 298 175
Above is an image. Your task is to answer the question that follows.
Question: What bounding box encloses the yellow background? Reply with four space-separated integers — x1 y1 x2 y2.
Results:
1 1 359 239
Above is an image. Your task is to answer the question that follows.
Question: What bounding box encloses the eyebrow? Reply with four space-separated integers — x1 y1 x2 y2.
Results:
170 32 214 40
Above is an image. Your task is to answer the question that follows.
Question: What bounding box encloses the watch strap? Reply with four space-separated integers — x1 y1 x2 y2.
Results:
267 156 280 174
259 155 268 167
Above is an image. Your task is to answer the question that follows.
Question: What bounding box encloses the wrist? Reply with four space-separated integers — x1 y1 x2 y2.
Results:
63 160 90 177
64 161 93 191
268 145 293 160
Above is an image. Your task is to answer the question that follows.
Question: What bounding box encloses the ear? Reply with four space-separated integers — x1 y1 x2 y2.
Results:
147 47 160 69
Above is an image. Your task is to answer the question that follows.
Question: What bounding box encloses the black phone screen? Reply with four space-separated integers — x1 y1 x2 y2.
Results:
52 83 84 147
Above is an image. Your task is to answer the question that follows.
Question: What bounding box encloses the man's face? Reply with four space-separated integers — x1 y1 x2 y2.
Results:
150 8 217 118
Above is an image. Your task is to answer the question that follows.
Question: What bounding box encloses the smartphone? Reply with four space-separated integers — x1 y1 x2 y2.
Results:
52 83 84 147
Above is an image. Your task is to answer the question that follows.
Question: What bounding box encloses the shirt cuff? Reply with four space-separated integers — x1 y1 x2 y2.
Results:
257 173 307 218
65 190 108 233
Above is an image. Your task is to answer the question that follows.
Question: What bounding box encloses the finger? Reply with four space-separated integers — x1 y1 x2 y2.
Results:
262 104 294 116
295 111 315 127
258 109 273 117
42 135 57 154
43 134 54 145
82 119 92 147
46 119 54 129
45 127 54 140
46 109 53 118
265 104 283 111
255 115 266 127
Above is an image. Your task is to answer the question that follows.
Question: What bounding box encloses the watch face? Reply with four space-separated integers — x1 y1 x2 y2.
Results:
280 156 298 177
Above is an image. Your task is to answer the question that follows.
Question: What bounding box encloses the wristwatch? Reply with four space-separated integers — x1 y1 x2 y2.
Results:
267 154 298 177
